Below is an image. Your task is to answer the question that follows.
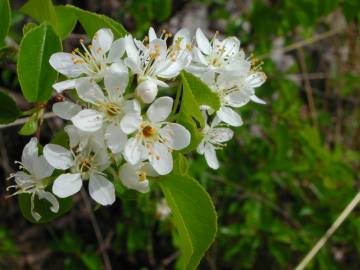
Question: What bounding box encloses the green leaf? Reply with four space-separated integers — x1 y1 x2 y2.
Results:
80 253 102 270
19 192 73 223
20 0 58 30
54 5 77 39
177 72 209 152
0 91 20 124
50 129 69 147
17 23 62 102
181 71 221 111
159 174 217 270
18 112 38 135
173 153 189 176
22 22 37 35
0 0 11 46
66 5 127 38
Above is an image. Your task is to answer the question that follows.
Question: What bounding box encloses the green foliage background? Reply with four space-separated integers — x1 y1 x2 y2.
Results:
0 0 359 269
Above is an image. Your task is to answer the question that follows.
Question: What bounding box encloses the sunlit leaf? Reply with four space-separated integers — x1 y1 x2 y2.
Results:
17 23 62 102
159 174 217 270
65 4 127 38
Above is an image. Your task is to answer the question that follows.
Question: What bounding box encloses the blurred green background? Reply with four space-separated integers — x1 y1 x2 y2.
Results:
0 0 359 269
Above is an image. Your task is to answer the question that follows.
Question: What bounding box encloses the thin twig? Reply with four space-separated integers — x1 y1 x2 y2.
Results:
295 190 360 270
258 27 344 60
80 190 112 270
297 48 318 128
0 112 57 129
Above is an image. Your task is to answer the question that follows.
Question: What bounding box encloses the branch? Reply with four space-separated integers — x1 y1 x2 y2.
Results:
0 112 57 129
80 190 112 270
259 27 344 60
295 190 360 270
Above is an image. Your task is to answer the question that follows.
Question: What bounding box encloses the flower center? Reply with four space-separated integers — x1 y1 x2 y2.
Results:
81 159 91 172
142 125 156 137
137 171 147 182
105 102 121 117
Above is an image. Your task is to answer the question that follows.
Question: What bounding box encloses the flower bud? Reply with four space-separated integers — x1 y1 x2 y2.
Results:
135 80 158 104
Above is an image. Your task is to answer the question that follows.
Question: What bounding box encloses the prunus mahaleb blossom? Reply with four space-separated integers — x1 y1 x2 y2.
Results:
9 26 267 215
7 138 59 221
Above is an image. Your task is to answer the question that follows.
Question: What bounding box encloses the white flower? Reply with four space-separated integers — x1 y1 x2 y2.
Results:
53 80 138 154
125 27 192 103
68 79 139 133
203 71 266 126
7 138 58 221
120 96 191 175
43 141 115 206
63 124 104 151
197 116 234 169
187 28 250 78
49 28 127 92
118 162 158 193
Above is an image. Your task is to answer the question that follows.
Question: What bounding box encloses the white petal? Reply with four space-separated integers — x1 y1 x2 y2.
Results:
49 52 86 77
225 90 252 108
245 72 266 88
52 79 77 92
160 123 190 150
53 101 82 120
76 79 105 104
211 127 234 143
193 47 209 66
32 156 54 179
37 191 59 213
148 27 157 42
43 144 74 170
15 171 34 188
107 38 126 62
64 125 80 148
142 162 159 177
89 173 115 206
146 96 173 123
173 28 191 48
157 60 183 79
120 113 141 134
204 143 219 169
124 57 142 74
197 140 206 155
216 107 243 127
149 142 173 175
52 173 82 198
119 162 150 193
31 193 41 222
196 28 211 55
104 62 128 96
222 37 240 57
124 35 141 71
123 99 141 114
72 109 103 132
250 95 266 104
92 28 113 54
21 137 38 174
105 123 127 153
135 80 158 104
93 146 110 171
124 137 143 164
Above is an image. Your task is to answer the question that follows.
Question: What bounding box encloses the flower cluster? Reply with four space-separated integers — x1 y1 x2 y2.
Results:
8 27 266 221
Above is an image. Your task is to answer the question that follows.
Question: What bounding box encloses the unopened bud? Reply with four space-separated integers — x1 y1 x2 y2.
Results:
135 80 158 104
